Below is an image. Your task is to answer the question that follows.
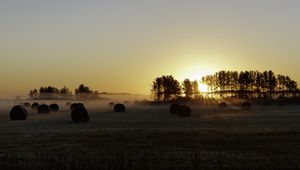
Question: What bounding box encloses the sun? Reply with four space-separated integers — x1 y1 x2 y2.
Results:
198 83 208 93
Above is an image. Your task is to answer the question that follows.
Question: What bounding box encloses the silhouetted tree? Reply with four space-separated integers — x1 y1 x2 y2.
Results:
151 75 181 101
200 70 299 99
60 86 72 95
192 80 200 98
255 71 264 92
151 77 163 101
182 79 193 98
38 86 60 98
277 74 286 97
216 71 227 91
28 85 97 99
75 84 100 99
285 76 298 97
29 89 38 99
75 84 92 94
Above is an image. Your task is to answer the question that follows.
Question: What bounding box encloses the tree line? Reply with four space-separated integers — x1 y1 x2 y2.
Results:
151 70 300 101
202 70 299 99
28 84 100 99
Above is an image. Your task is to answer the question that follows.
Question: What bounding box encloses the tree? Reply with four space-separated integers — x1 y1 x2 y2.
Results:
75 84 100 99
182 79 193 98
151 77 163 101
38 86 60 98
29 89 38 98
192 80 200 98
216 71 227 91
60 86 72 95
59 86 72 97
255 71 264 92
39 86 59 94
267 70 277 93
285 76 298 97
151 75 181 101
238 71 253 91
161 75 181 101
75 84 92 94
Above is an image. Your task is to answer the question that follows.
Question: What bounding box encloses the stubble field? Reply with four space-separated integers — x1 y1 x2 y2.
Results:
0 100 300 169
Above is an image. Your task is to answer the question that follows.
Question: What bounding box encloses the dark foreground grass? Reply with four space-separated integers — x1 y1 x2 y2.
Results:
0 130 300 170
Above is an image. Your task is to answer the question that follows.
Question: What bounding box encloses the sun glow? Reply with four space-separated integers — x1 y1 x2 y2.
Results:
198 83 208 93
186 71 209 82
176 64 215 93
177 65 216 82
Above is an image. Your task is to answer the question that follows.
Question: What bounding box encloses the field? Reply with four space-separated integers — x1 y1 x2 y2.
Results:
1 99 300 169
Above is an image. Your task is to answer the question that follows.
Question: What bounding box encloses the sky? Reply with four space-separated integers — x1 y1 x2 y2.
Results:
0 0 300 97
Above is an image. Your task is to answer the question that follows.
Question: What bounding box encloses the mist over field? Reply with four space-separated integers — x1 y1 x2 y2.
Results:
1 96 300 169
1 0 300 169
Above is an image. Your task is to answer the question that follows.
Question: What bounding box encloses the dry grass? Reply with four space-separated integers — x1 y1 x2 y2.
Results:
1 101 300 169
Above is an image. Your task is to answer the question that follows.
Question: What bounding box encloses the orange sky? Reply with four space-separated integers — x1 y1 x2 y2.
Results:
0 1 300 97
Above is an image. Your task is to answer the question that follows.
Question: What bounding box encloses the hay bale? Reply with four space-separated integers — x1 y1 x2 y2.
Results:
170 103 181 114
77 103 85 108
71 107 90 122
31 102 39 109
241 102 251 109
49 104 59 112
114 104 126 112
38 104 50 114
70 103 78 111
10 105 27 120
178 105 192 117
218 102 228 108
23 102 31 108
70 103 85 111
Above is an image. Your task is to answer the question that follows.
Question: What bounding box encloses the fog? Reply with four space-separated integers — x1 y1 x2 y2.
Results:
1 93 300 135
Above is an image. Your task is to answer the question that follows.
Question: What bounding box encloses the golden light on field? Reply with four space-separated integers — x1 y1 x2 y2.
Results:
198 83 208 93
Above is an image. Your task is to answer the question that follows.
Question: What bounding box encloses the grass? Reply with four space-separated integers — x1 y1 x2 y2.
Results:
0 130 300 170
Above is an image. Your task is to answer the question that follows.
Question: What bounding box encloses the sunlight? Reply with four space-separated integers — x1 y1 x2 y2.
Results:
188 71 209 81
176 64 217 82
198 83 208 93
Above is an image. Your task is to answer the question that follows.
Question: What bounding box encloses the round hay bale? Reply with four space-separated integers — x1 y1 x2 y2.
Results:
178 105 192 117
49 104 59 112
31 102 39 109
70 103 78 111
241 102 251 109
77 103 85 108
218 102 228 108
71 107 90 122
170 103 181 114
38 104 50 114
23 102 31 108
114 103 126 112
70 103 85 111
108 102 115 106
10 105 27 120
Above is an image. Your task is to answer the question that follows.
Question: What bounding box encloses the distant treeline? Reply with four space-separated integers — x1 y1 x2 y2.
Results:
29 84 100 99
151 70 300 101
